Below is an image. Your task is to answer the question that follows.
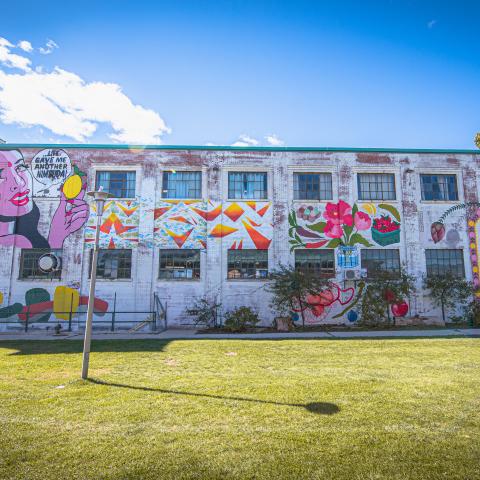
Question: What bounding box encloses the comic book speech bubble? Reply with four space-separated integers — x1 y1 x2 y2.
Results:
32 149 72 193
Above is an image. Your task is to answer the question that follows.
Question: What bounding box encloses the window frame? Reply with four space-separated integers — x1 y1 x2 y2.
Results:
425 248 465 278
357 173 396 201
293 172 333 201
158 249 201 280
227 249 269 280
420 174 459 202
95 170 136 199
360 248 401 279
19 249 63 281
90 249 133 280
227 171 268 200
161 171 202 199
294 249 335 278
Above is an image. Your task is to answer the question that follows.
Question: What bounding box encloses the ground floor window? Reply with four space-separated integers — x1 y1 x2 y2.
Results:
159 249 201 280
361 249 400 278
19 249 63 280
90 249 132 280
425 249 464 277
295 249 335 277
227 249 268 279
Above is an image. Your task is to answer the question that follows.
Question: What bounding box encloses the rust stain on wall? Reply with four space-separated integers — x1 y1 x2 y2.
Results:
356 153 392 164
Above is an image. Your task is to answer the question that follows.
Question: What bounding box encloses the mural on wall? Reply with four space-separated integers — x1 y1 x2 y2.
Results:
85 200 140 249
431 202 480 295
288 201 401 258
0 149 89 248
153 200 273 250
0 285 108 322
210 201 272 250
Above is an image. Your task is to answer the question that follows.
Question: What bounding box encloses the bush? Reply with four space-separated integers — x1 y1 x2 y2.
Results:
185 296 222 328
223 307 260 332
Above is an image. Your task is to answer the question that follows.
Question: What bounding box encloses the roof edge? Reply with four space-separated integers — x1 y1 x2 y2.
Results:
0 143 478 155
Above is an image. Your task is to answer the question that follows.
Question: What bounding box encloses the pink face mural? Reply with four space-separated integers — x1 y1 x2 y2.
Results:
0 150 88 249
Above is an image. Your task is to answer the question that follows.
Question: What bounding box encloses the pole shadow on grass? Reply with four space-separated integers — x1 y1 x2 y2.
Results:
87 378 339 415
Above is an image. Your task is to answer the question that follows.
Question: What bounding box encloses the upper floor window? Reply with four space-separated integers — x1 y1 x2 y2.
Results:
96 171 136 198
295 249 335 278
425 249 464 277
420 174 458 201
228 172 267 200
293 173 333 201
91 249 132 280
361 249 400 278
158 249 201 280
19 249 62 280
162 171 202 199
357 173 396 201
227 249 268 279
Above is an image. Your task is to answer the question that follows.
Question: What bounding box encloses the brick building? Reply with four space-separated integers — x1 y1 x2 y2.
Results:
0 144 478 329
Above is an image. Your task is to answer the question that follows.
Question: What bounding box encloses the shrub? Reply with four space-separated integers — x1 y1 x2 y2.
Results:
423 275 473 323
223 307 260 332
185 296 222 328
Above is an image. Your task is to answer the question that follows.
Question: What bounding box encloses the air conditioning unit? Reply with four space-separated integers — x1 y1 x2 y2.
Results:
38 253 62 273
344 269 361 281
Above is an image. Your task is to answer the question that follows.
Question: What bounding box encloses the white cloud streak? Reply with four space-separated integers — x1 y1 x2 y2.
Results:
231 133 285 147
0 37 171 144
39 39 59 55
265 134 284 146
18 40 33 53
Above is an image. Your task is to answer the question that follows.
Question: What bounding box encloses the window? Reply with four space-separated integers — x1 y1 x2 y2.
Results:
95 171 136 198
293 173 332 201
420 174 458 201
361 249 400 278
357 173 396 201
228 172 267 199
295 249 335 277
425 249 464 277
91 249 132 279
162 171 202 199
19 249 62 280
227 250 268 279
159 249 201 279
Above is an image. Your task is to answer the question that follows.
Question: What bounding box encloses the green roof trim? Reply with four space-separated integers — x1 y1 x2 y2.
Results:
0 143 478 154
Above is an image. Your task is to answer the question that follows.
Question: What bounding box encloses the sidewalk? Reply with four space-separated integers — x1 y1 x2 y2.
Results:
0 328 479 341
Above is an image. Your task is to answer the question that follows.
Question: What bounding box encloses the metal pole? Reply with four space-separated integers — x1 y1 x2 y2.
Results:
81 211 102 379
68 291 74 332
111 292 117 332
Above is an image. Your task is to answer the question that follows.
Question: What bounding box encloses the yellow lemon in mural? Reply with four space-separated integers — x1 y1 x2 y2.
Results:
63 175 83 199
0 291 3 305
361 203 376 216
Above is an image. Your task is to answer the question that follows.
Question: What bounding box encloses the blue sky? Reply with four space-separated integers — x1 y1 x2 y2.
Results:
0 0 479 148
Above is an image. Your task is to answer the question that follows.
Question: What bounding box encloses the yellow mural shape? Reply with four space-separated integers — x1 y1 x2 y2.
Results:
53 286 80 320
210 224 238 238
223 203 245 222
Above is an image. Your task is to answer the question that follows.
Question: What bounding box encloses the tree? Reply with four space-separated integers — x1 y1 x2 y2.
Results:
185 295 222 328
475 132 480 149
359 269 415 327
423 274 473 323
266 264 333 328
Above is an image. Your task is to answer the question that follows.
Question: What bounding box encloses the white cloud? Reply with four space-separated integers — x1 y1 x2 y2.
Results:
0 37 31 71
39 39 58 55
427 19 437 29
18 40 33 53
265 134 284 146
0 37 171 144
231 134 260 147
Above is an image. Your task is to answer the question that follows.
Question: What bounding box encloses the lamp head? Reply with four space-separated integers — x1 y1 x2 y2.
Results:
87 190 113 216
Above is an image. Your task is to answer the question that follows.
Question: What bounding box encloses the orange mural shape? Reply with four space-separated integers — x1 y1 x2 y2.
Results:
117 202 138 217
166 228 194 248
257 203 270 217
242 220 272 249
192 204 222 221
100 213 137 235
209 224 238 238
154 206 172 220
246 201 257 211
224 203 245 222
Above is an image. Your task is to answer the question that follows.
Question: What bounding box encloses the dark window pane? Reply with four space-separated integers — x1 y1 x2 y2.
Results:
159 249 201 279
19 249 63 280
96 171 136 198
228 172 267 199
425 249 464 277
227 250 268 279
162 171 202 199
90 249 132 279
293 173 332 200
420 175 458 201
361 249 400 278
295 249 335 277
357 173 396 201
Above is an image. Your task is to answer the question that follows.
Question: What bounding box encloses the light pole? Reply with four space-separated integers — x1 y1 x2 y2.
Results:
81 190 112 379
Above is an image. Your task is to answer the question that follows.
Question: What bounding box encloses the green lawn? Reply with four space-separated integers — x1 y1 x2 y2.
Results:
0 339 479 480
